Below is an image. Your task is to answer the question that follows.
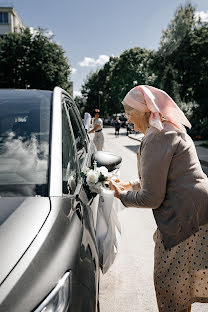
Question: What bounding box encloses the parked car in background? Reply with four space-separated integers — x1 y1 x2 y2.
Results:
103 116 113 126
0 87 122 312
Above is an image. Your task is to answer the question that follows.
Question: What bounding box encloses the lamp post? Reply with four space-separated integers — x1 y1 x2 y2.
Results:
98 91 103 110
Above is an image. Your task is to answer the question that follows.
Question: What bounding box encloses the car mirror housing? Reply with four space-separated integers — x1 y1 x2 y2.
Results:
91 151 122 172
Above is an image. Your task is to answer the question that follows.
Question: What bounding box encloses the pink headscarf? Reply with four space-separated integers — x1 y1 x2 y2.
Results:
122 85 192 131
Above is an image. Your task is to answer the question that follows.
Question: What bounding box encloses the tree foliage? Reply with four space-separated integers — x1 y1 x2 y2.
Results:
82 48 155 116
80 2 208 138
104 48 155 114
153 2 208 138
81 57 118 116
0 28 71 91
155 1 208 106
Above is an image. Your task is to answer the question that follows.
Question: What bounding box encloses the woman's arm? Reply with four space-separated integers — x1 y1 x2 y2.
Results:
110 179 140 191
129 179 141 190
88 124 100 133
119 132 176 208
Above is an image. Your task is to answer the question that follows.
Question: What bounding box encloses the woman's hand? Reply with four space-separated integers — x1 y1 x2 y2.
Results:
117 181 133 191
110 179 133 191
109 180 124 199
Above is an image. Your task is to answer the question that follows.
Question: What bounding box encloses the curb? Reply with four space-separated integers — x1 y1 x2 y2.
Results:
128 134 208 168
128 134 143 142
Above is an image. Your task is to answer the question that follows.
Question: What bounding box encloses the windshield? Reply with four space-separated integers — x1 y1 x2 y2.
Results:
0 90 52 197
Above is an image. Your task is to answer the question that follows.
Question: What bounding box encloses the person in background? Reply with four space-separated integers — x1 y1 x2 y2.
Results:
83 112 91 132
109 85 208 312
114 116 121 137
88 109 104 151
125 120 132 136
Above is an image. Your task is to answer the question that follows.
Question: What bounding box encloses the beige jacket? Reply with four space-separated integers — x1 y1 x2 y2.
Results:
120 122 208 249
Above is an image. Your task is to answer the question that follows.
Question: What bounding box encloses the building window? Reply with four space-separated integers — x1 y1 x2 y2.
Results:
0 12 9 24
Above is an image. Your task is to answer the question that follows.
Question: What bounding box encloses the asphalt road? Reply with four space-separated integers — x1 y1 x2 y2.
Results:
98 126 208 312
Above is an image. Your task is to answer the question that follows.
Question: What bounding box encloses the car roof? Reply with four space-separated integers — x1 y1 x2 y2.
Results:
0 89 53 97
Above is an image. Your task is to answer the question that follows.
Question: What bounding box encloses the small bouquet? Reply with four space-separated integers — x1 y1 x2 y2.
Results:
81 161 109 195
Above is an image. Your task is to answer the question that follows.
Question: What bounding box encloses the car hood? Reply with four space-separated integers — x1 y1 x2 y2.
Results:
0 197 50 285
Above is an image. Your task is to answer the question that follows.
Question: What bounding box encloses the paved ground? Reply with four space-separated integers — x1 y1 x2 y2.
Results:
98 126 208 312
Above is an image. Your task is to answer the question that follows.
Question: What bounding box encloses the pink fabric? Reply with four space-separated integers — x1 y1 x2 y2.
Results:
122 92 149 112
123 85 192 131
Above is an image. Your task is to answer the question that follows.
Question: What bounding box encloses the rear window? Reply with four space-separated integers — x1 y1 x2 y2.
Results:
0 90 52 197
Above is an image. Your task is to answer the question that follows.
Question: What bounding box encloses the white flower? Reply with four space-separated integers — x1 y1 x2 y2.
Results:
86 169 99 184
97 166 108 177
82 167 90 175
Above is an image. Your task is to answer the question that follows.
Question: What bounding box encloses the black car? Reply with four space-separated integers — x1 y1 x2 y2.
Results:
0 87 121 312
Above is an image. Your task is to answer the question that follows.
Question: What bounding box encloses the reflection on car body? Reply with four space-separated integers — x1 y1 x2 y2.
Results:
0 87 121 312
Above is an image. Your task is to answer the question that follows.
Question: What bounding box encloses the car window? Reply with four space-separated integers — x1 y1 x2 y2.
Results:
0 90 52 197
65 99 87 169
62 105 78 195
72 104 89 141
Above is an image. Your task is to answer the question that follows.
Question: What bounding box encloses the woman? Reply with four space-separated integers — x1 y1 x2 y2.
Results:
88 108 104 151
114 116 121 137
110 85 208 312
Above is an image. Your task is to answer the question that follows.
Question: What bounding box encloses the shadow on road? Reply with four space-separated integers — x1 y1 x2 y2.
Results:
107 132 129 137
124 145 140 153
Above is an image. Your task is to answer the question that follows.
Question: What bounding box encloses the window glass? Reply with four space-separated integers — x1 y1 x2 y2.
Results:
0 12 8 24
65 100 87 169
73 105 89 140
62 105 78 195
0 90 52 197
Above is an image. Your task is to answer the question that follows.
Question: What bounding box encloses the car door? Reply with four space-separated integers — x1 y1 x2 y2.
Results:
62 94 100 311
65 98 100 228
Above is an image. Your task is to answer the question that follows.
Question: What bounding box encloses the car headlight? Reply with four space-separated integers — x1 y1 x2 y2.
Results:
34 272 70 312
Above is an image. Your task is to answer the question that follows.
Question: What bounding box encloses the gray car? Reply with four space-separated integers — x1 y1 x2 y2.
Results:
0 87 121 312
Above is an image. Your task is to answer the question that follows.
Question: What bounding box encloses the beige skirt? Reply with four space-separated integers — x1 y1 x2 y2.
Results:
93 131 104 151
154 223 208 312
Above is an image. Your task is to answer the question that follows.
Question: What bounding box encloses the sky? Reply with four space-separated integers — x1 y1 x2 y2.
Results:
5 0 208 96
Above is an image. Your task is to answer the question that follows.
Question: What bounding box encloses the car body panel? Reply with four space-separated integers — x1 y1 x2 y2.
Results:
49 87 62 196
0 197 81 311
0 197 50 286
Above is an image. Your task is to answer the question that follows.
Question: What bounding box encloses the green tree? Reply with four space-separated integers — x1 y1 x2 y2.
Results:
82 48 155 116
153 2 208 138
105 47 155 114
154 2 208 105
81 56 118 116
153 2 196 100
0 28 71 91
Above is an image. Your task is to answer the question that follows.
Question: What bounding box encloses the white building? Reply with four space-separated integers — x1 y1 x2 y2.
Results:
0 6 25 36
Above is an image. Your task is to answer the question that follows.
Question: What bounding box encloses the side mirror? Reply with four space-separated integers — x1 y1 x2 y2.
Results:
91 151 122 172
